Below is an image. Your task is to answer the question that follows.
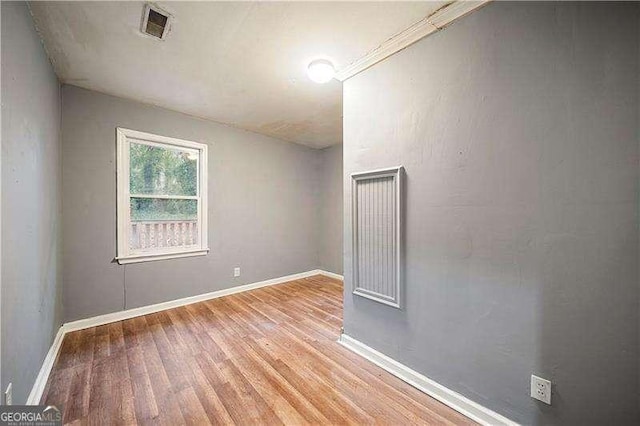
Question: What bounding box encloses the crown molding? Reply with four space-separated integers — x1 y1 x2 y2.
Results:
335 0 492 82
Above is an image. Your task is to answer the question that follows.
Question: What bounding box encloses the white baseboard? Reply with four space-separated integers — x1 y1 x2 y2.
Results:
63 269 329 333
28 269 335 404
316 269 343 280
26 327 65 405
338 334 518 426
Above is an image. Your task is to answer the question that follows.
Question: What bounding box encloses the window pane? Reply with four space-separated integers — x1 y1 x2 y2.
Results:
130 198 197 221
129 141 197 196
130 198 198 251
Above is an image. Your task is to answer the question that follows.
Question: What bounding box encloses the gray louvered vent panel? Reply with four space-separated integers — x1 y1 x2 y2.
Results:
351 166 403 308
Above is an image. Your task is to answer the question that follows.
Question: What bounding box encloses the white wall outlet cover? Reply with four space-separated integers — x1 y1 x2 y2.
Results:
531 374 551 405
4 383 12 405
233 267 240 277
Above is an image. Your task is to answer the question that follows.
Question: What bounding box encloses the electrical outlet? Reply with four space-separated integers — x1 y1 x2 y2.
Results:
233 267 240 277
531 375 551 404
4 383 12 405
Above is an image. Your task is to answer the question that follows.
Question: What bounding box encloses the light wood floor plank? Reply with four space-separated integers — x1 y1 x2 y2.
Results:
42 275 476 425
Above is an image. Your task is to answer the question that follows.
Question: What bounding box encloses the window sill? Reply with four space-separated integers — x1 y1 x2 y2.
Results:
116 248 209 264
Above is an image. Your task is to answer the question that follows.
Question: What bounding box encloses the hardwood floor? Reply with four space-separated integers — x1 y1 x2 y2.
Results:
42 275 475 425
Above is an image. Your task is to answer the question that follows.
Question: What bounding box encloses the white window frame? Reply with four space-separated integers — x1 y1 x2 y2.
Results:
116 128 209 264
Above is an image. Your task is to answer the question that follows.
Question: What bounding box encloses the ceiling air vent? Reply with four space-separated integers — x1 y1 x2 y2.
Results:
141 4 171 40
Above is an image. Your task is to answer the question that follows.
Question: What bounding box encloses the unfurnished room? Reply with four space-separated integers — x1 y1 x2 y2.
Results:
1 1 639 425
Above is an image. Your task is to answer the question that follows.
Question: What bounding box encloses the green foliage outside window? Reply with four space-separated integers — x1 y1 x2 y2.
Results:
129 142 198 221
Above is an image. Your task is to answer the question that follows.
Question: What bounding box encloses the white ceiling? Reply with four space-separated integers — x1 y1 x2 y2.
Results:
30 1 448 148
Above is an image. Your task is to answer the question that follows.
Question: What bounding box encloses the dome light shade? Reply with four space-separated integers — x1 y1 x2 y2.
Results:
307 59 335 84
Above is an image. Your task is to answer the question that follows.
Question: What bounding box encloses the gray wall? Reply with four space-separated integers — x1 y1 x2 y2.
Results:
343 2 639 425
319 144 343 275
1 2 63 403
62 85 321 322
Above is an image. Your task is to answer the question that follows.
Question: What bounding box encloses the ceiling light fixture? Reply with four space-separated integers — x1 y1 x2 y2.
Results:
307 59 335 84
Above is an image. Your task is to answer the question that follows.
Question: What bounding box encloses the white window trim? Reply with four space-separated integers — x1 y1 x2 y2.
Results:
116 127 209 264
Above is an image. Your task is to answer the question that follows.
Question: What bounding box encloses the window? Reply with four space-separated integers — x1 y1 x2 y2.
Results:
116 128 208 264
